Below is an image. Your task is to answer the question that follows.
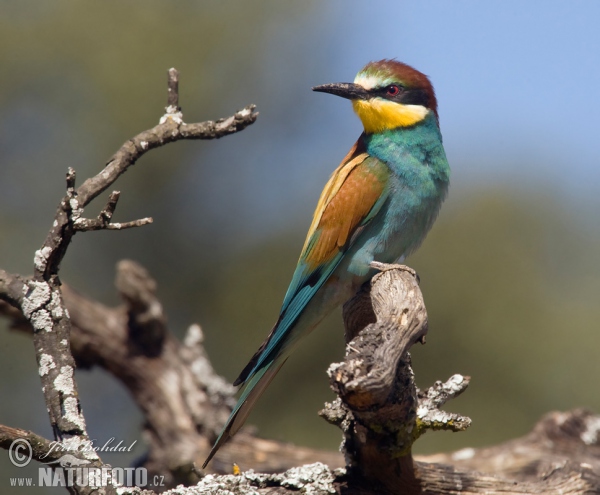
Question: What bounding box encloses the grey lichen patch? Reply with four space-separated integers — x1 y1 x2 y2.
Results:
416 374 471 434
581 415 600 446
277 463 339 494
21 284 67 334
34 246 53 273
21 281 56 332
69 197 84 221
184 323 204 347
190 357 236 400
417 407 454 424
39 354 56 376
326 362 345 382
49 289 65 319
421 374 469 408
159 108 184 125
150 463 339 495
31 310 53 332
182 324 236 401
62 396 87 431
21 281 52 319
216 116 235 130
60 436 100 461
54 365 75 395
116 487 143 495
443 374 468 396
319 398 351 428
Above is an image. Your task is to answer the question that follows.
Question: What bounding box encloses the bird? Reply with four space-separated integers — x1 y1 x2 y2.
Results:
203 59 450 468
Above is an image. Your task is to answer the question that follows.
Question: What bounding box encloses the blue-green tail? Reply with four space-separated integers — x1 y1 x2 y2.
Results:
201 356 288 468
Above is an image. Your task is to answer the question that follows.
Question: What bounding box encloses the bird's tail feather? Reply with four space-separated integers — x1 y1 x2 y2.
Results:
233 316 282 386
202 357 288 469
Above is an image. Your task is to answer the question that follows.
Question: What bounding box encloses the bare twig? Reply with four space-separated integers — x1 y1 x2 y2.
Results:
0 68 258 495
416 374 471 434
76 103 257 212
0 269 26 308
0 425 64 465
166 68 180 111
73 191 153 232
74 218 154 231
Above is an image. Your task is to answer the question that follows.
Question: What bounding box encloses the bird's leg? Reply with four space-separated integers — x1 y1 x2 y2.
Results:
369 261 420 284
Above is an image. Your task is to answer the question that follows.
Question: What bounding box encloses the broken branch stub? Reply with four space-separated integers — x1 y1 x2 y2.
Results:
323 266 470 493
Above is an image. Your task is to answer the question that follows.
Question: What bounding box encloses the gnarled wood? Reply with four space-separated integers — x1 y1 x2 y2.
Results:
322 266 470 494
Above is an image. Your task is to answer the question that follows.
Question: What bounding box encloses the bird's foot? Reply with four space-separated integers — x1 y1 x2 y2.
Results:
369 261 420 284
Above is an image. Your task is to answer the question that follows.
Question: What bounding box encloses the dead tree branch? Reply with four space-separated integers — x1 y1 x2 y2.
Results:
0 425 65 466
0 68 258 495
73 190 153 232
4 263 599 494
318 266 470 493
1 260 344 488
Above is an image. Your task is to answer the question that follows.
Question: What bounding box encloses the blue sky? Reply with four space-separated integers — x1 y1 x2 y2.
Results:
182 0 600 249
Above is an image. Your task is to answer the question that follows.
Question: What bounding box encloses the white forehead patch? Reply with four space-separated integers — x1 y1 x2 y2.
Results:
354 74 381 90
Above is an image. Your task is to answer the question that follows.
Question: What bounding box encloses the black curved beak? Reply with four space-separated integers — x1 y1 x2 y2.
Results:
312 82 369 101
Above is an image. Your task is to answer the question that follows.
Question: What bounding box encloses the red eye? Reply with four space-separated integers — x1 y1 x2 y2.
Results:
387 85 400 96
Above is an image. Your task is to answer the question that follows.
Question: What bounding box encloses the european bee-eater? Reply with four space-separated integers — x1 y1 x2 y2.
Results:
203 59 450 467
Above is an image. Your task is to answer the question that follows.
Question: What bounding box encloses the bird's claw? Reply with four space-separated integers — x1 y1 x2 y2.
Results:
370 261 420 284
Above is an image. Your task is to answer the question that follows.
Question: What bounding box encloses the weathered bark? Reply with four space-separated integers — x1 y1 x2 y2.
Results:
419 408 600 481
322 265 471 494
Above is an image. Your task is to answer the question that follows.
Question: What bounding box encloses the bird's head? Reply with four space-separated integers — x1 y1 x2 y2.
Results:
313 59 437 134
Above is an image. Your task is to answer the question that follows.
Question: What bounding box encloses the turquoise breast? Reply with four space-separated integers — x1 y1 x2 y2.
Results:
346 112 450 276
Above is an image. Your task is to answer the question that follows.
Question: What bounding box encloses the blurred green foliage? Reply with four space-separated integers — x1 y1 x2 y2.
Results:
1 2 599 494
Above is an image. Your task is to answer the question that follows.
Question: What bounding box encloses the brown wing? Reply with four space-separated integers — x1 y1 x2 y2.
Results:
302 152 389 269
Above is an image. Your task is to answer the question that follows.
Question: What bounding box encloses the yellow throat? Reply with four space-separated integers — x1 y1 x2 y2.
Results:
352 99 428 134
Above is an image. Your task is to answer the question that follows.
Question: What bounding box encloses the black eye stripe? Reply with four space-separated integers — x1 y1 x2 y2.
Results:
367 85 406 102
370 84 404 96
400 88 430 107
366 86 430 108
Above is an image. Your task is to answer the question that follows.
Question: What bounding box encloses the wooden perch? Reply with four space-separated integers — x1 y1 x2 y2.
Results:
320 266 471 494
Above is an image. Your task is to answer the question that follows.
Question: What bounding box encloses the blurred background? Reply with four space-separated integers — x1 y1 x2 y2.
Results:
1 0 600 492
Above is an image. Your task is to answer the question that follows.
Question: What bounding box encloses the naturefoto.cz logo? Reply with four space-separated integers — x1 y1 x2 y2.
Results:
8 438 165 489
